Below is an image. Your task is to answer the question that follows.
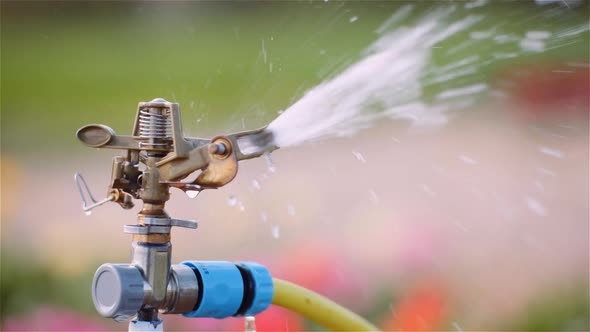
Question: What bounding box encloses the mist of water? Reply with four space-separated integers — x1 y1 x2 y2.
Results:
268 6 469 148
241 4 588 150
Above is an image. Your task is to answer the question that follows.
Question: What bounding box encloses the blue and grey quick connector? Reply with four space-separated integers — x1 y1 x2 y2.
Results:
91 261 273 322
181 261 274 318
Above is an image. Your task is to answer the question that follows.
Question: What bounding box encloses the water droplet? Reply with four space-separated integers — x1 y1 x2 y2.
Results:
264 153 276 173
186 190 200 199
538 146 564 159
227 195 237 206
464 0 488 9
421 184 436 197
349 16 358 23
469 30 493 40
452 219 468 232
261 39 267 64
520 38 545 52
260 212 268 223
271 225 280 239
526 30 551 40
493 52 518 59
251 179 261 191
436 84 487 100
287 204 296 217
84 210 92 216
352 150 367 163
458 155 477 165
452 321 463 332
431 164 445 175
494 34 517 43
245 316 256 332
536 167 557 177
238 201 246 212
525 196 547 217
369 190 379 205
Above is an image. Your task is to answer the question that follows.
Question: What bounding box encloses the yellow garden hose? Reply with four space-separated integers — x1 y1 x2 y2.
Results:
271 278 380 331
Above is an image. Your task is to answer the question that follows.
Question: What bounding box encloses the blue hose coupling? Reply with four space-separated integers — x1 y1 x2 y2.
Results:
181 261 273 319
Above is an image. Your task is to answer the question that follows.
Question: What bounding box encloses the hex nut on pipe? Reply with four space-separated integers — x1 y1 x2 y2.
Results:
92 264 145 320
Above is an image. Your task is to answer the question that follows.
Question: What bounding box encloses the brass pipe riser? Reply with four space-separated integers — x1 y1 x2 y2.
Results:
138 204 169 218
132 234 171 244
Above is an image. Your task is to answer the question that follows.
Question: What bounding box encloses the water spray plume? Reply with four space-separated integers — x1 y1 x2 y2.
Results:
238 4 588 153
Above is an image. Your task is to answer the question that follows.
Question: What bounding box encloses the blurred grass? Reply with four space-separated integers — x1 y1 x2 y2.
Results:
1 1 391 155
0 253 97 321
2 1 588 155
502 280 590 331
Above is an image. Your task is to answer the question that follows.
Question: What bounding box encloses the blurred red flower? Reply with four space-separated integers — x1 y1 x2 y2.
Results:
381 283 449 332
496 62 589 119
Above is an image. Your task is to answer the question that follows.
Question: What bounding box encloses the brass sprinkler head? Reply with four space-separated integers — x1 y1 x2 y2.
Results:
75 98 276 214
75 98 277 324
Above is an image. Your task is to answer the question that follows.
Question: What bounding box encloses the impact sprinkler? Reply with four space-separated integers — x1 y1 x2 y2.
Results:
75 98 378 331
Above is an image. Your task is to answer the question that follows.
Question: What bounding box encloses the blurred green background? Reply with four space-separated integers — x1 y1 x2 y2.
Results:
3 1 588 154
1 1 589 331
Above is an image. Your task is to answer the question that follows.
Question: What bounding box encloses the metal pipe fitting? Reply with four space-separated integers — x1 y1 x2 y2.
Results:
92 263 199 320
91 261 273 321
131 241 172 306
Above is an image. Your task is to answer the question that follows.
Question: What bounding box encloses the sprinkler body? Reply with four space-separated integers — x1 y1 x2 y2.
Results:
76 99 276 329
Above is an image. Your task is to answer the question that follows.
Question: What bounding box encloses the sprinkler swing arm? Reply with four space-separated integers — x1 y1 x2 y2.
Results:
76 98 378 331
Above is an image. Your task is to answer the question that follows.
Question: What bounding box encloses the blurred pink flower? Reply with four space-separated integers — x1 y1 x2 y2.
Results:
2 305 111 331
248 306 304 332
397 227 439 272
167 308 303 332
266 241 369 311
167 315 242 331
